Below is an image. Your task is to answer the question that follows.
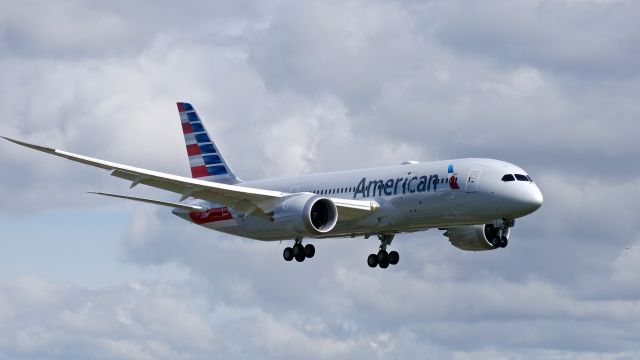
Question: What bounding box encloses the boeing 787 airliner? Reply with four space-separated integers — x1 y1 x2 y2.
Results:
3 102 543 268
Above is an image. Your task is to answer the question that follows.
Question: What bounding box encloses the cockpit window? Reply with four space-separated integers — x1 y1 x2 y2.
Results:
527 175 533 182
501 174 515 182
515 174 529 181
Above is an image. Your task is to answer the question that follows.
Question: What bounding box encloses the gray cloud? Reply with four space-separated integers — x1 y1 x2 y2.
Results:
428 0 640 78
0 277 215 360
1 0 640 358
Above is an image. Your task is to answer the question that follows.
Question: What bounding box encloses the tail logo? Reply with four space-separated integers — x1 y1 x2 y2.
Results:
177 102 231 180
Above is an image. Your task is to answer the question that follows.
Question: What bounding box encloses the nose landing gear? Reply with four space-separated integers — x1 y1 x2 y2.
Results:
487 220 513 249
367 234 399 269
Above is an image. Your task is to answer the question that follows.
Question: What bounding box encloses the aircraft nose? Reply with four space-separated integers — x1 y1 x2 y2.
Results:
519 185 543 214
531 186 544 210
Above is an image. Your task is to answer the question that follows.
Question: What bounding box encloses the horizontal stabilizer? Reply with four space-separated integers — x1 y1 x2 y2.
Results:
88 192 207 212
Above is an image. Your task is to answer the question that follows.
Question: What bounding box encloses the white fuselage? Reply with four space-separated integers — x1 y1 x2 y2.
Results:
174 158 543 241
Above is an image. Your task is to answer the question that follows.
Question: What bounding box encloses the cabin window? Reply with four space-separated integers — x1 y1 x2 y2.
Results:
501 174 516 182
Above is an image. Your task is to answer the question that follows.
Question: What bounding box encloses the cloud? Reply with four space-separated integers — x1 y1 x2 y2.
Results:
429 0 640 77
115 206 640 356
0 277 215 360
1 0 640 358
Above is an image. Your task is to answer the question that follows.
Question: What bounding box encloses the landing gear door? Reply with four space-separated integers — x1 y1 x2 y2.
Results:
465 169 482 193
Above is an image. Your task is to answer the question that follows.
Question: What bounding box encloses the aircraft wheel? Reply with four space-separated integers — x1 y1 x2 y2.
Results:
388 251 399 265
367 254 378 268
283 247 294 261
499 236 508 248
304 244 315 258
377 250 389 263
295 253 305 262
379 259 390 268
491 236 501 248
293 243 305 257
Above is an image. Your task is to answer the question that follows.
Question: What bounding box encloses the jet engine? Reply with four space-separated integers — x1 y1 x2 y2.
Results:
272 194 338 236
444 224 510 251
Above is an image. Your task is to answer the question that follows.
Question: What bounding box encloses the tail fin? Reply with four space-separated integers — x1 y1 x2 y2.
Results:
176 102 241 184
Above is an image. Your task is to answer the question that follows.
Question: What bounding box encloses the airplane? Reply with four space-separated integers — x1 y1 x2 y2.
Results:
2 102 543 269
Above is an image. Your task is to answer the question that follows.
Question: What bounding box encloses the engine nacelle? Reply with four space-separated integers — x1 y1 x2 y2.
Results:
444 224 510 251
272 194 338 236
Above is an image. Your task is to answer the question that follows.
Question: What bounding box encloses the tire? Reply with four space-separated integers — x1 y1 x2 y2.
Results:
499 236 508 248
491 236 501 248
295 253 305 262
367 254 378 268
379 259 390 269
283 247 294 261
293 243 304 256
377 250 389 263
304 244 315 258
388 251 399 265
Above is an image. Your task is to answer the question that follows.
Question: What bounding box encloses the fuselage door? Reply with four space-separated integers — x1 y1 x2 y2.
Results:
465 169 482 193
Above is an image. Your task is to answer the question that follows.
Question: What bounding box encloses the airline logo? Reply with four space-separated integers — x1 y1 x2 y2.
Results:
353 165 461 199
448 164 460 189
177 102 229 179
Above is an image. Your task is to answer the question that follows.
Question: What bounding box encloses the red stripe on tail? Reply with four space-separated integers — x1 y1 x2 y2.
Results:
186 144 201 156
191 165 208 177
182 122 194 134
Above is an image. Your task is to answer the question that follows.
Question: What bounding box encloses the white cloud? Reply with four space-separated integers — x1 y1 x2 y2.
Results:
0 277 214 360
1 0 640 358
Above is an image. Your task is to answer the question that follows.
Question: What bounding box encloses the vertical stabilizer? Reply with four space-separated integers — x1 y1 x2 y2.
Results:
177 102 241 184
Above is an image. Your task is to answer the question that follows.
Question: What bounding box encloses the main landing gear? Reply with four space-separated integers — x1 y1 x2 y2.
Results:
367 234 399 269
283 238 315 262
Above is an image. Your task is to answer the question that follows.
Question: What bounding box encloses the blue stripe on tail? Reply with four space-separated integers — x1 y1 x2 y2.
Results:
176 102 241 184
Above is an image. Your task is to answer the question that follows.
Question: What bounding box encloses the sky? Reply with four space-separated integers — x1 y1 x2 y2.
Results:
1 0 639 358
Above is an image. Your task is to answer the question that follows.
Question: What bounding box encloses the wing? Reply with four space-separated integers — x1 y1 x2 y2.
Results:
3 137 379 216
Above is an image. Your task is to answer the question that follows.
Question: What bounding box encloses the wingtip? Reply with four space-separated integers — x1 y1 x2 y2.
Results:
2 136 29 147
1 136 56 153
